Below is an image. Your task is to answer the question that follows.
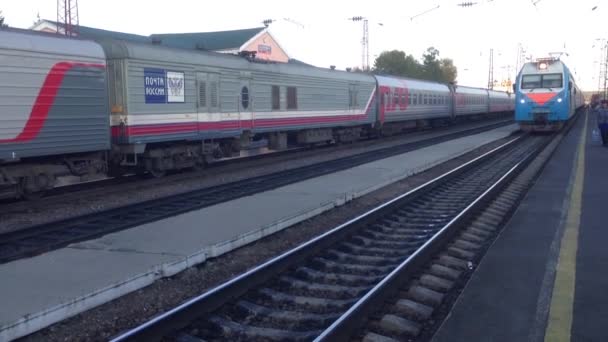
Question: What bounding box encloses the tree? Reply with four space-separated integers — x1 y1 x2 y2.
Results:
439 58 458 84
0 10 7 28
421 47 442 82
372 47 458 84
373 50 423 79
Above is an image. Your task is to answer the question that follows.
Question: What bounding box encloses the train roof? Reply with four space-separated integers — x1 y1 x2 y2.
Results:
520 58 565 75
454 85 488 95
0 29 105 60
98 39 375 82
488 89 511 97
374 75 450 92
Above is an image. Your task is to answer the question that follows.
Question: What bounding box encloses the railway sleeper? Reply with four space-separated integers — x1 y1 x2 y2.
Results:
235 300 339 326
294 267 383 286
221 301 336 331
339 241 416 257
460 231 487 243
350 235 424 249
370 224 434 237
277 276 370 299
447 245 476 259
310 257 395 276
205 315 320 341
452 238 483 251
436 254 470 270
256 287 357 312
326 249 405 266
428 263 462 280
360 229 430 242
362 331 401 342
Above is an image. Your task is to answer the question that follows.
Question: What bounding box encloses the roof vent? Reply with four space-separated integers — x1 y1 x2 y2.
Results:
330 65 336 70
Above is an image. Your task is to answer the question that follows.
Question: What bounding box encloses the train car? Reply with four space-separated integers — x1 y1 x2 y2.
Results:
453 85 489 118
0 28 518 199
0 30 109 198
374 75 452 132
100 39 378 176
514 58 583 132
488 89 513 114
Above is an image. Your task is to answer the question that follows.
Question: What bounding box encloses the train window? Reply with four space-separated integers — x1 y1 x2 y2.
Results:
521 75 541 89
210 81 219 108
287 86 297 109
542 74 562 88
272 85 280 110
349 84 359 109
198 81 207 108
393 93 399 106
418 94 422 105
241 86 249 109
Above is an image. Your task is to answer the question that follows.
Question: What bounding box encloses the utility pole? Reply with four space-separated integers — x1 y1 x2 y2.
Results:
349 16 369 70
488 48 494 90
57 0 79 36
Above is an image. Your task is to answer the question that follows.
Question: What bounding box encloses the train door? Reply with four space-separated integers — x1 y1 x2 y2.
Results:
196 72 209 133
196 72 221 133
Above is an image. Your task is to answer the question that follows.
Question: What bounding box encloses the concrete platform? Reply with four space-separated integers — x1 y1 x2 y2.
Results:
0 124 518 341
433 111 608 342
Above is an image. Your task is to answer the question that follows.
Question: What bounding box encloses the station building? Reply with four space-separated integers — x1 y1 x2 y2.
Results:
30 19 290 63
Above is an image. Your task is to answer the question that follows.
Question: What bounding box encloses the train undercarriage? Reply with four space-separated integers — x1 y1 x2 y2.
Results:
0 111 512 200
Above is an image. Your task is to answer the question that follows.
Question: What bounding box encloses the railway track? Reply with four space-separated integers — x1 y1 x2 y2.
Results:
0 119 513 265
108 128 557 342
0 119 511 205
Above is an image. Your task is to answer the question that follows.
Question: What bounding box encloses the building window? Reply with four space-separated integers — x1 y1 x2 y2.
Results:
272 85 280 110
287 86 297 109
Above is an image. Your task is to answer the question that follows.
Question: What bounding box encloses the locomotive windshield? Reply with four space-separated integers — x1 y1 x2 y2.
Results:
521 73 563 89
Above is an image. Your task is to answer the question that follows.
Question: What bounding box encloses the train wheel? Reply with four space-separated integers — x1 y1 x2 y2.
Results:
18 174 51 200
148 168 167 178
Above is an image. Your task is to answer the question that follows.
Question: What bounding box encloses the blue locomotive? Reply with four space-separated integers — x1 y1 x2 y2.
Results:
514 58 584 132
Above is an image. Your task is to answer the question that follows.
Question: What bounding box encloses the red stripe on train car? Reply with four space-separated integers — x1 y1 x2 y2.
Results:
111 114 370 137
0 62 106 144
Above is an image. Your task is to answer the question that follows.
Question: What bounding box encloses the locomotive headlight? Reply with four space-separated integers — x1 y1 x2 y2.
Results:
557 98 562 103
520 99 525 104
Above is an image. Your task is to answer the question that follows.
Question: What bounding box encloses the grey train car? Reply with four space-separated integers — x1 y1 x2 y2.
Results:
0 29 513 199
101 39 377 176
375 75 452 132
0 30 109 198
488 89 513 113
454 85 490 117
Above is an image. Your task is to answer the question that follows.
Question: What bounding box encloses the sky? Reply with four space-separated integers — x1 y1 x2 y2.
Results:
1 0 606 90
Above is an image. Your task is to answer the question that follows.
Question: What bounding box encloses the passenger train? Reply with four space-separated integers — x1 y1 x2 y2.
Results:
514 57 585 132
0 29 514 199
